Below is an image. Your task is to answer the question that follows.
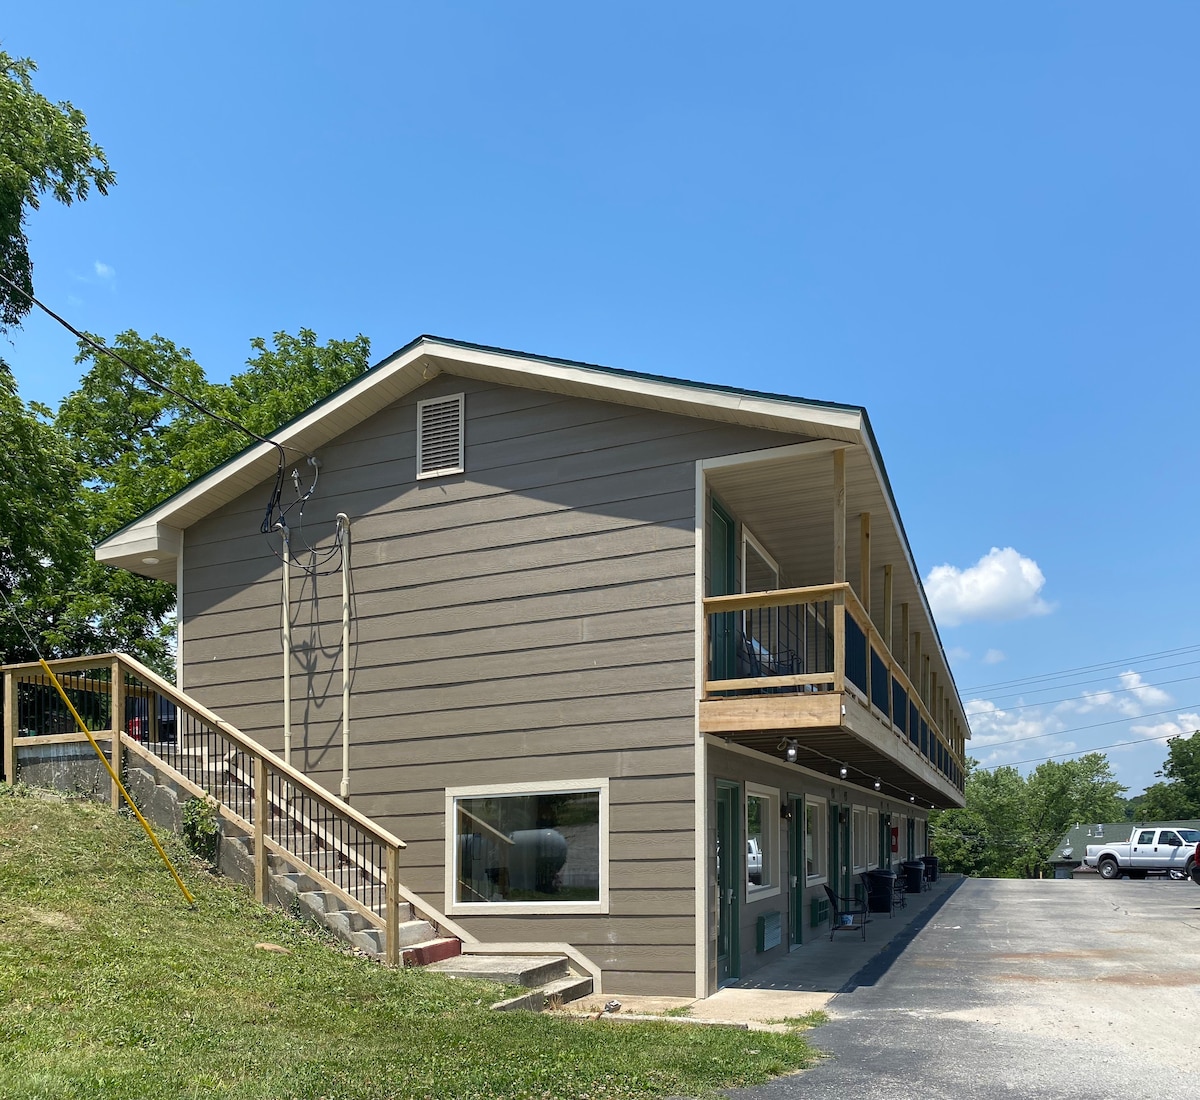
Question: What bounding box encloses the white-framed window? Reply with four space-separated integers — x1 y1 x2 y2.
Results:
417 393 465 479
804 794 828 884
745 782 780 900
445 778 608 915
852 805 868 873
867 808 879 870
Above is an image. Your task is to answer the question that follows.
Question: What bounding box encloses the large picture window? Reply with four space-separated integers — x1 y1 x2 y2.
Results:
805 795 828 883
867 808 879 870
447 780 608 914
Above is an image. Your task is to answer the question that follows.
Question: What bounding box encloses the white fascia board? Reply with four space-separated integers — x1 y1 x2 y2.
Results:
423 343 865 437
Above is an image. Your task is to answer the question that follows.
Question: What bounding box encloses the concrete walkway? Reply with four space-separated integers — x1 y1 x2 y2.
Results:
567 874 962 1029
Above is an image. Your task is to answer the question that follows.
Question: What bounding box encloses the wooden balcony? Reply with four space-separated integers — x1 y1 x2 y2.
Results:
701 583 966 808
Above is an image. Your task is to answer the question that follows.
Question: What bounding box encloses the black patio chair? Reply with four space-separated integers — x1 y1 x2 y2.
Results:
823 883 868 941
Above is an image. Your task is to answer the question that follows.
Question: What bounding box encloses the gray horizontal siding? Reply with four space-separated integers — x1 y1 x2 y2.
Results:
182 374 803 994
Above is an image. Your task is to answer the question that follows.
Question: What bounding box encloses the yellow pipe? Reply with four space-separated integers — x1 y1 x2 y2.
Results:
39 659 195 906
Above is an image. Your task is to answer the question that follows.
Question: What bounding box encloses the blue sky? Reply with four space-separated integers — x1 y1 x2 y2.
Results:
4 3 1198 796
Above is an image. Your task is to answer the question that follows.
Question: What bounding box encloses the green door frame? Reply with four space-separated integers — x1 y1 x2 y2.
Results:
709 500 737 682
716 781 740 984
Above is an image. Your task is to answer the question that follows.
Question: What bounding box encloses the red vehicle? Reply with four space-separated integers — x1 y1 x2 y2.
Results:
1191 843 1200 886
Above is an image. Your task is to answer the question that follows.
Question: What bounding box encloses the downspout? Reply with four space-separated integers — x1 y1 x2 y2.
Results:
337 513 351 800
277 522 292 767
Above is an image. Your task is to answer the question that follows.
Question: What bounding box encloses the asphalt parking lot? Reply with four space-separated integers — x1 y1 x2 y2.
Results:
727 876 1200 1100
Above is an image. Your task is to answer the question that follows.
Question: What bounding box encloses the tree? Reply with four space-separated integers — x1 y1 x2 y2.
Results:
0 50 114 330
1137 731 1200 820
931 753 1127 878
0 364 92 662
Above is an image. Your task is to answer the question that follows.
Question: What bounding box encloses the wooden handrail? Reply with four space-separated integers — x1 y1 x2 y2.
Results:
110 652 407 852
703 582 850 613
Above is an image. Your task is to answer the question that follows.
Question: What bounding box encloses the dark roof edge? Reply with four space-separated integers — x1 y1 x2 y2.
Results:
398 334 865 416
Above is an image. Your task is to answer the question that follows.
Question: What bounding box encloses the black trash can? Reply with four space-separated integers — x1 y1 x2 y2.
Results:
921 855 939 883
865 869 896 913
902 860 924 893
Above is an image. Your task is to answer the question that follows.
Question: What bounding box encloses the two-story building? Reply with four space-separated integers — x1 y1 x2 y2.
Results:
95 335 969 997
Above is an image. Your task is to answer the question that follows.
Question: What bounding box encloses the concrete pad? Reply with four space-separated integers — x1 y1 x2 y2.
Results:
695 986 834 1024
565 993 695 1017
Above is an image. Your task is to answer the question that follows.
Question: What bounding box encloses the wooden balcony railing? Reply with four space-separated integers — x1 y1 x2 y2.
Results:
703 583 964 792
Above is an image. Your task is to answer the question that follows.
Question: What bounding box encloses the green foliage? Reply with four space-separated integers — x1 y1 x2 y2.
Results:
180 795 221 862
1 327 369 672
1136 730 1200 820
931 753 1127 878
0 792 819 1099
0 50 114 330
0 365 94 662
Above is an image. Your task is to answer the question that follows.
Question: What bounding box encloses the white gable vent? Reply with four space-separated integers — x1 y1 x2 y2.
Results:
416 393 465 479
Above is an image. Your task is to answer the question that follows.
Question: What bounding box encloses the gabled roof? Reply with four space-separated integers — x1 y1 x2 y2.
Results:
96 334 872 581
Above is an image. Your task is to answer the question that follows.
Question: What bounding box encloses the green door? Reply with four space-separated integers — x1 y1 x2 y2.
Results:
829 801 851 900
716 782 740 984
789 796 805 945
709 502 736 682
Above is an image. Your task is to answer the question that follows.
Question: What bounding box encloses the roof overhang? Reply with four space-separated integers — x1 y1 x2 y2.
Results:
96 336 867 580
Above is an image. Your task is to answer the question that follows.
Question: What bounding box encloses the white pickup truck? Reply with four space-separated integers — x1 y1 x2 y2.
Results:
1084 826 1200 880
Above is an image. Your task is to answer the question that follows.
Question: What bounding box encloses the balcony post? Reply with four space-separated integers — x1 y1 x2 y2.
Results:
3 669 15 784
832 449 846 583
110 657 124 810
900 603 910 675
859 512 870 615
833 588 846 693
883 564 893 650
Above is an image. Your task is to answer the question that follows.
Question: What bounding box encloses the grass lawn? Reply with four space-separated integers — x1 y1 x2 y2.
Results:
0 787 821 1099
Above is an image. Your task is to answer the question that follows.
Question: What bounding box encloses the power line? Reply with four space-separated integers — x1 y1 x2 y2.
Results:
974 730 1187 772
0 272 338 566
968 702 1200 750
960 642 1200 694
965 670 1200 715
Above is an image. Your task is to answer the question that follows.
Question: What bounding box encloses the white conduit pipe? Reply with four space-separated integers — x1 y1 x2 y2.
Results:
337 513 352 800
277 523 292 767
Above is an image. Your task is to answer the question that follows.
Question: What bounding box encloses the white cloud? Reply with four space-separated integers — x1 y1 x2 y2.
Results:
947 646 970 663
983 648 1006 665
94 261 115 280
925 547 1052 627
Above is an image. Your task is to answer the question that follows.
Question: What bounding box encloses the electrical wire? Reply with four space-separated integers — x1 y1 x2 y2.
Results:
0 272 342 573
968 701 1200 751
965 670 1200 715
973 730 1190 772
960 642 1200 694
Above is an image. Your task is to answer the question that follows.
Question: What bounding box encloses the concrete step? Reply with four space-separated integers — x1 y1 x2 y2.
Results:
402 938 463 967
426 953 570 987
